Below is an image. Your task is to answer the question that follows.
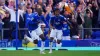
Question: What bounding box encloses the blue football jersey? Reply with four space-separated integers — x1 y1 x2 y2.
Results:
26 13 38 31
50 15 65 30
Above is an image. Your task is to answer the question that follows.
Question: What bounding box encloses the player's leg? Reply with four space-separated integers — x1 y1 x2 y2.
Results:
49 37 54 53
23 30 38 44
24 35 32 42
39 34 46 54
23 34 33 45
49 29 56 53
29 31 39 47
36 27 46 54
56 30 63 48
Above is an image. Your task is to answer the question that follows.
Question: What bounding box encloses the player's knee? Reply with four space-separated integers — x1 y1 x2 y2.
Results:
39 34 44 38
40 34 45 41
42 37 46 41
34 39 38 44
57 40 61 44
50 37 54 42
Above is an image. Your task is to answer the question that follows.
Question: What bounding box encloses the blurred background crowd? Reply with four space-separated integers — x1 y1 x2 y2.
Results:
0 0 100 40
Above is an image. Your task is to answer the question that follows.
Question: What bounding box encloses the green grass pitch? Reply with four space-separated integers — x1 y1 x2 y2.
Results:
0 50 100 56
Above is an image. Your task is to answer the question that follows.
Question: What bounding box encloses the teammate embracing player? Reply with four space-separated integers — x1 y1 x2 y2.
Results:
49 8 66 53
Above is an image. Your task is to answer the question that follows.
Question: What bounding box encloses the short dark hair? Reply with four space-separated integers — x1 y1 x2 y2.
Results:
53 8 60 12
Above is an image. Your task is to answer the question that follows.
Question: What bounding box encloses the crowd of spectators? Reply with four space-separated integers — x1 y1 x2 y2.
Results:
0 0 100 40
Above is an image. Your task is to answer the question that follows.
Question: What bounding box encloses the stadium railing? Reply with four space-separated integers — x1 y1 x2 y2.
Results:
1 28 100 40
